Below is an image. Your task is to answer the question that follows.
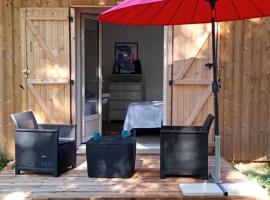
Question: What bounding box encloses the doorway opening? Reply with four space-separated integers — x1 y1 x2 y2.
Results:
75 9 165 153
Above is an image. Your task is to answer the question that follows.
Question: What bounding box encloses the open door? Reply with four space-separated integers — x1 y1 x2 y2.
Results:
20 8 71 124
170 24 214 141
81 14 102 143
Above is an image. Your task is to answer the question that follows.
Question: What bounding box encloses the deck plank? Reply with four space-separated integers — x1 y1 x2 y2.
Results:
0 155 266 200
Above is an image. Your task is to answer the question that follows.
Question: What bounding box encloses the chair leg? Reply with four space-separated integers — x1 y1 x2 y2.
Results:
160 172 165 179
202 173 209 180
53 171 59 177
72 156 77 169
15 168 20 175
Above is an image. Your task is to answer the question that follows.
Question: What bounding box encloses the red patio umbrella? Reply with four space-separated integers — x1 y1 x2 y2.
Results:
98 0 270 195
99 0 270 25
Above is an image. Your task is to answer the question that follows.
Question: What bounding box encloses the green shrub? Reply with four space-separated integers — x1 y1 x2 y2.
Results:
0 153 8 171
235 163 270 195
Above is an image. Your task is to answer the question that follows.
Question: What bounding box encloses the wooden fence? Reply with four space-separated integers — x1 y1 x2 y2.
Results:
219 19 270 162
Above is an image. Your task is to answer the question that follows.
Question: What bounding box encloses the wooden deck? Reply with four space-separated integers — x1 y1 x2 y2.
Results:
0 155 267 200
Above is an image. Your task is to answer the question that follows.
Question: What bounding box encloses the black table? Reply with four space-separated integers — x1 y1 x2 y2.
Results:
86 135 136 178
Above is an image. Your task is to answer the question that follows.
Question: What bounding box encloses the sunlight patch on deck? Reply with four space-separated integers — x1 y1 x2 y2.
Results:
2 192 31 200
222 181 268 199
179 183 223 196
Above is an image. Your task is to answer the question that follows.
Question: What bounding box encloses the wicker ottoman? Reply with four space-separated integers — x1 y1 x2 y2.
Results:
86 135 136 178
160 126 209 179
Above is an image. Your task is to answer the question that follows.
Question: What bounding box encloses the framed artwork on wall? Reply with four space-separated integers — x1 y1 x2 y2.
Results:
115 42 138 73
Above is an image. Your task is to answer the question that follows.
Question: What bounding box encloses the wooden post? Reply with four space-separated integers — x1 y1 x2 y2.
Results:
3 0 14 159
0 0 6 155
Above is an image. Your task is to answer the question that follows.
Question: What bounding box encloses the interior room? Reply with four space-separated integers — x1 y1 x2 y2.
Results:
83 19 164 150
102 24 164 150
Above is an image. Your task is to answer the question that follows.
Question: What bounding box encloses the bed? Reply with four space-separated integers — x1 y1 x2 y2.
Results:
123 101 163 133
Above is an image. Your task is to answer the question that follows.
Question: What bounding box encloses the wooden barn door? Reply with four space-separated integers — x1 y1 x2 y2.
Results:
20 8 71 124
170 24 214 141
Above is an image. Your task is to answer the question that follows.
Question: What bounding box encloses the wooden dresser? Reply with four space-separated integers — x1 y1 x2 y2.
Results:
108 74 143 122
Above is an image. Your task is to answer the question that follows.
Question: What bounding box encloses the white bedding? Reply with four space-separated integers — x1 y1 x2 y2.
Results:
123 101 163 131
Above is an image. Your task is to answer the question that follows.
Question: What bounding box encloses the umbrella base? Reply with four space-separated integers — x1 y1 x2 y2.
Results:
209 135 228 196
209 174 228 196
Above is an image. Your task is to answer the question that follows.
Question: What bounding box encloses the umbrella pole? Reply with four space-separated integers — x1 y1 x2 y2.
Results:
210 15 221 184
208 0 228 196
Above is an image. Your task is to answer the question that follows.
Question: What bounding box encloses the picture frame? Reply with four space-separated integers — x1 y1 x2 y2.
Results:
115 42 138 73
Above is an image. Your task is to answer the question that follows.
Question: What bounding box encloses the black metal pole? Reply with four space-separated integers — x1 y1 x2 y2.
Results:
211 15 221 182
211 17 219 134
209 1 219 138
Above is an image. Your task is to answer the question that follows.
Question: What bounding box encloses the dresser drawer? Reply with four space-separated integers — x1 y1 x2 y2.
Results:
109 110 127 120
109 101 133 109
109 83 141 91
110 91 142 100
125 84 141 91
109 84 125 91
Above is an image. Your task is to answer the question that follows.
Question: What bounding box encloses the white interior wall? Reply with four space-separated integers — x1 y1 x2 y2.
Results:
102 24 164 120
102 24 164 100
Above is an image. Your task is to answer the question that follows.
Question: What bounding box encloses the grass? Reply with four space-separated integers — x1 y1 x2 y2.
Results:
235 162 270 195
0 153 8 171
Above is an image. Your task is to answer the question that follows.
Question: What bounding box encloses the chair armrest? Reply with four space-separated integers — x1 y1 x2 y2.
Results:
161 126 209 135
15 128 58 133
161 129 208 134
161 125 203 131
38 124 76 139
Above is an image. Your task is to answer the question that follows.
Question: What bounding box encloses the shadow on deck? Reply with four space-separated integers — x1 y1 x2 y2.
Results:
0 155 267 200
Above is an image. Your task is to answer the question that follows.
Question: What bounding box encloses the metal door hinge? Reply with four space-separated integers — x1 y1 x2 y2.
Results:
169 80 173 86
70 79 75 85
205 63 213 69
69 16 73 22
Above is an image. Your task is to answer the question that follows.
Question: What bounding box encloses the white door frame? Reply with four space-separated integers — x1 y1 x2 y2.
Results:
73 9 104 144
81 14 101 143
163 26 168 126
163 26 171 126
72 8 169 142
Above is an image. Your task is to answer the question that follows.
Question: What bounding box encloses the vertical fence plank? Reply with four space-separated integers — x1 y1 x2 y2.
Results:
0 0 6 155
231 21 243 161
3 0 14 159
250 18 262 160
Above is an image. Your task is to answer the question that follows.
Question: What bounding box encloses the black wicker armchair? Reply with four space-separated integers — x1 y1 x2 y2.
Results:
160 114 214 179
11 111 76 177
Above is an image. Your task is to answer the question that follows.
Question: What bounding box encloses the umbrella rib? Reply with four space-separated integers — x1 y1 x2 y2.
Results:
100 7 125 21
190 0 200 23
168 0 185 24
113 5 143 23
230 0 241 20
106 0 153 23
100 3 128 21
249 0 264 16
128 3 155 24
148 0 174 24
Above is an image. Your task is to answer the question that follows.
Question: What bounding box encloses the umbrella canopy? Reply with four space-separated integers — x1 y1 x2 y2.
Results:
98 0 270 25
